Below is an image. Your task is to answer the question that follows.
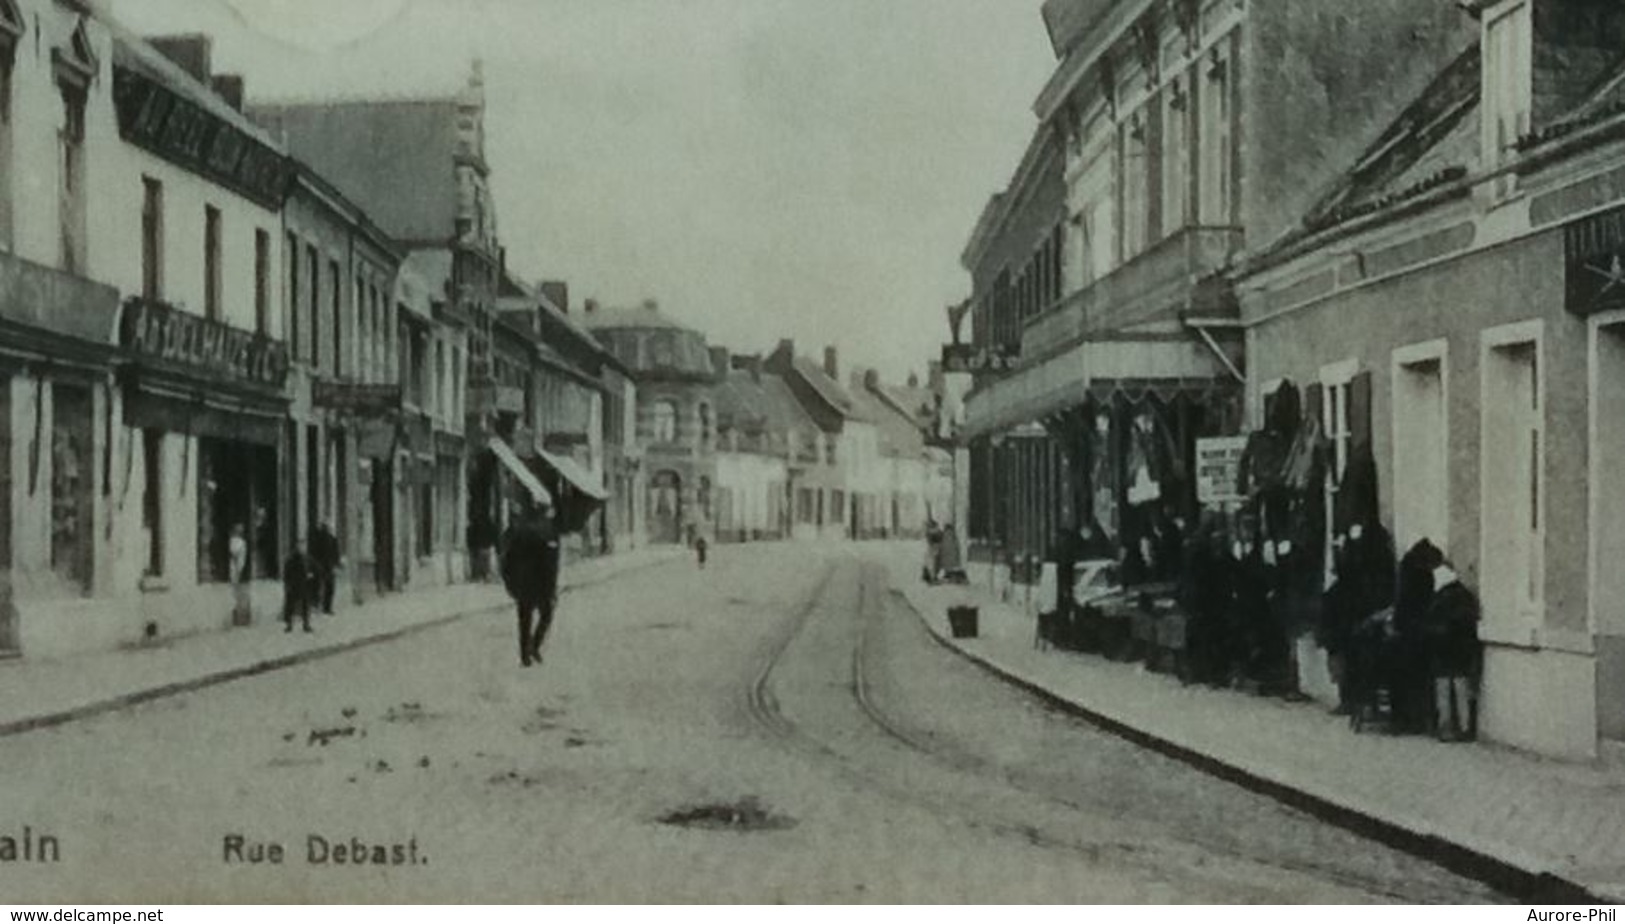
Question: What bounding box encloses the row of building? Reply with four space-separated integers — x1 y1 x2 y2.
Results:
0 0 950 663
947 0 1625 760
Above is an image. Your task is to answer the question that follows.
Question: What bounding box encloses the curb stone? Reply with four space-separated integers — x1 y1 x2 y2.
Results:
885 581 1609 905
0 552 683 740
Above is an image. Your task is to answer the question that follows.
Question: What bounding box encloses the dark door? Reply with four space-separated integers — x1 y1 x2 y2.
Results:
372 458 395 592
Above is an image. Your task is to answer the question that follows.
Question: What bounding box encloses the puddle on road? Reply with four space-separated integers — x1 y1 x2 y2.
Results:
658 797 796 833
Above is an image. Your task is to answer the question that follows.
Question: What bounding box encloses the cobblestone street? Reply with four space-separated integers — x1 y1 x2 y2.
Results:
0 544 1499 903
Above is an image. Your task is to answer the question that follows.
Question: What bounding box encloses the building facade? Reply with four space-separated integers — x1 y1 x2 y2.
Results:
958 0 1472 587
582 301 717 545
1236 0 1625 758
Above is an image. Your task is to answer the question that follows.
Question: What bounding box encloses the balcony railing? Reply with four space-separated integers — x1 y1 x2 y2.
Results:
1022 224 1241 361
0 250 120 343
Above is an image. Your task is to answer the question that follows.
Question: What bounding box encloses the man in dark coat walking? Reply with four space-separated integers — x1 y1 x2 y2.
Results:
501 497 562 667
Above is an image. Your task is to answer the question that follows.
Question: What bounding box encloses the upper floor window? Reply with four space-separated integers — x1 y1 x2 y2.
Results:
1198 43 1234 225
1483 1 1533 178
1121 114 1151 260
254 229 270 334
58 85 86 274
1163 73 1191 234
698 402 713 447
203 206 221 320
651 401 678 443
143 178 165 301
0 2 19 253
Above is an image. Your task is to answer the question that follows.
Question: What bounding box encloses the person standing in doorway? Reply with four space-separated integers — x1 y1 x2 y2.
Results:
693 515 711 570
311 521 340 615
229 523 251 627
282 538 315 634
501 496 562 667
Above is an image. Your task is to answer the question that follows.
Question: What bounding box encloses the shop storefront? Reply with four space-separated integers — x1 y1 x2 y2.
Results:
0 255 122 657
115 296 290 641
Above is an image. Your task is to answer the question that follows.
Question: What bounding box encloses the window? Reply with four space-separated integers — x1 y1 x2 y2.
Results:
203 206 221 320
0 41 14 252
698 402 713 447
286 232 299 356
1481 324 1544 635
142 178 164 301
58 85 86 273
142 428 164 577
651 401 678 443
1163 72 1190 234
1121 115 1151 260
1482 1 1532 190
824 434 837 465
330 259 342 376
1199 44 1234 225
436 340 447 420
307 245 320 365
254 229 270 334
354 275 368 380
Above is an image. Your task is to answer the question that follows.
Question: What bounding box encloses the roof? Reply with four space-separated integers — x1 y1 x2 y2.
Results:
1296 25 1625 245
713 369 818 451
849 386 930 461
790 356 867 422
576 305 702 335
109 31 283 152
248 98 462 244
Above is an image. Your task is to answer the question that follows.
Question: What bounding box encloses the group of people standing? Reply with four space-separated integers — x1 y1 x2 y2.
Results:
227 521 341 633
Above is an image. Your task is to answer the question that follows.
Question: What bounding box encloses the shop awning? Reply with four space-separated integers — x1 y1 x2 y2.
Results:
960 332 1240 442
530 445 609 502
488 436 553 506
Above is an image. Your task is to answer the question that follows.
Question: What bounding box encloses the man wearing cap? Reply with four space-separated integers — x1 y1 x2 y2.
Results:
500 494 562 667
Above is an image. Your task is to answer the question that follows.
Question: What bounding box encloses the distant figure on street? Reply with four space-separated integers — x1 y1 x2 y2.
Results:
938 523 965 583
311 521 340 615
923 519 943 583
229 523 251 626
501 496 562 667
693 516 712 570
282 537 315 634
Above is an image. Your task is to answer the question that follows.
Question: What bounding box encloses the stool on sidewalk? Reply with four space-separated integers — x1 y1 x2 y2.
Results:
947 605 979 639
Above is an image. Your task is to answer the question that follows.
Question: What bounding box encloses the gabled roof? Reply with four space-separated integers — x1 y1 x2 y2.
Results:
849 386 930 461
790 356 867 422
1293 24 1625 249
248 97 461 244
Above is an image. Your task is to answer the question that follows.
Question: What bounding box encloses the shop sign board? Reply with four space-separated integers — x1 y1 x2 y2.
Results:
112 67 292 210
119 297 289 388
1195 436 1248 506
1566 204 1625 317
313 382 403 415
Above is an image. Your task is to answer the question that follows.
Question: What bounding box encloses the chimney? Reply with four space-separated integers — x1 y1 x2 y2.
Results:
708 346 730 379
928 361 945 392
147 34 214 86
540 280 569 313
642 298 659 312
907 371 919 389
751 356 763 383
823 346 838 381
584 298 599 314
211 74 245 111
864 369 880 391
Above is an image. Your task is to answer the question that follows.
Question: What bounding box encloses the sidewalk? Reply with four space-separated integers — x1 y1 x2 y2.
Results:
880 547 1625 902
0 546 685 738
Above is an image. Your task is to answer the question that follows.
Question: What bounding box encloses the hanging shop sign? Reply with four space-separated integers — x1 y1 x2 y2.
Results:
119 298 289 388
1195 436 1248 506
1566 204 1625 317
112 66 292 210
941 342 1020 374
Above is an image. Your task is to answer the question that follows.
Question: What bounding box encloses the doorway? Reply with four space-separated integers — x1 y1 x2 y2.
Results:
371 457 396 593
649 470 682 544
1393 343 1449 555
1592 319 1625 740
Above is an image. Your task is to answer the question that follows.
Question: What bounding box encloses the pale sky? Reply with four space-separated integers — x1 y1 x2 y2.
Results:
115 0 1055 383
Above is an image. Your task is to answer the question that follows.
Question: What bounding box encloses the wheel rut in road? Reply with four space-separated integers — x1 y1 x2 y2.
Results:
737 552 1502 904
